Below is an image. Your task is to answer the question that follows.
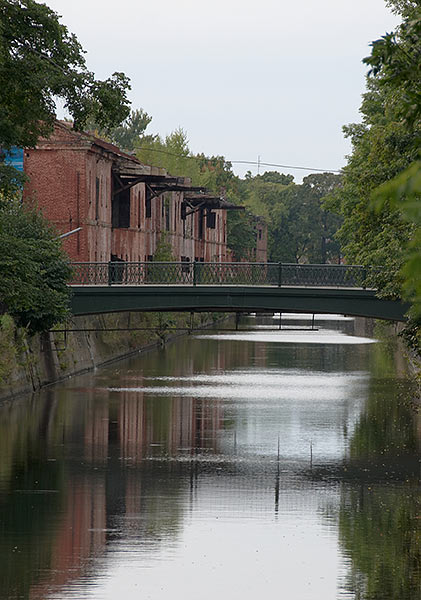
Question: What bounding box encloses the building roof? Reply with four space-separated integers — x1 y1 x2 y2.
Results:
43 122 244 211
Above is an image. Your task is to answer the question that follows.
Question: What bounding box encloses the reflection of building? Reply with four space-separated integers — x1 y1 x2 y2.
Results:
84 401 109 463
26 386 226 598
23 121 242 264
30 478 106 600
117 391 224 460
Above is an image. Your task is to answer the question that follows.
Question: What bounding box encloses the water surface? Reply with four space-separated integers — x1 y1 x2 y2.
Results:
0 315 419 599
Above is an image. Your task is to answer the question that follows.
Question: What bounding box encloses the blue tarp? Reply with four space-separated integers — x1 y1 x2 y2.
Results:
1 147 24 171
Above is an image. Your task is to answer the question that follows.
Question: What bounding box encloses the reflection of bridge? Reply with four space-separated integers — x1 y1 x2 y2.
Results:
70 262 409 321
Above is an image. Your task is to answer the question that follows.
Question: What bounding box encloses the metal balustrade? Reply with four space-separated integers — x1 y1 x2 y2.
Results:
70 262 379 289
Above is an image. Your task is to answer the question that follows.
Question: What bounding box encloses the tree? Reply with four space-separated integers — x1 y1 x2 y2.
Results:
331 1 420 311
110 108 152 151
0 0 130 152
303 173 343 263
0 201 72 334
85 108 153 152
152 232 176 262
135 126 262 259
0 0 131 333
259 171 294 185
242 171 342 263
227 210 256 261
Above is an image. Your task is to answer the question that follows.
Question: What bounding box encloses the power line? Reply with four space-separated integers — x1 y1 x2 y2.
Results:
230 160 341 174
136 146 342 174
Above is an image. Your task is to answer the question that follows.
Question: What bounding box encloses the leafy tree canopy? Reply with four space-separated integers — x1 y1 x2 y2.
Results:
85 108 153 152
332 1 420 319
0 0 131 151
0 0 132 333
259 171 294 185
242 171 342 263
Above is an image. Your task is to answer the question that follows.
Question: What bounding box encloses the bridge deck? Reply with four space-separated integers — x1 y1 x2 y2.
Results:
69 283 409 322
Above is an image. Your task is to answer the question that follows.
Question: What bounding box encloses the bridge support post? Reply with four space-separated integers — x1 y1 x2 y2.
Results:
278 263 282 287
193 261 197 287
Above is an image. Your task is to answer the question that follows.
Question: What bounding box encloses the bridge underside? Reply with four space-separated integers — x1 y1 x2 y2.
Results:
70 286 409 322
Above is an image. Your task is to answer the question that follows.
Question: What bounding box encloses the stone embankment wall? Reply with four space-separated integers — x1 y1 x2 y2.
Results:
0 311 221 401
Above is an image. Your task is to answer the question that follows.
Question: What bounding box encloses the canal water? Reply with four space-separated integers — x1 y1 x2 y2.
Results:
0 316 419 600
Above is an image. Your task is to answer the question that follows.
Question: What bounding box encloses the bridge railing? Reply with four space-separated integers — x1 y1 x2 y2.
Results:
70 262 379 288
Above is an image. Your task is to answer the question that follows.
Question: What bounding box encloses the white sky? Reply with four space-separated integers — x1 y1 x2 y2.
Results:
47 0 399 180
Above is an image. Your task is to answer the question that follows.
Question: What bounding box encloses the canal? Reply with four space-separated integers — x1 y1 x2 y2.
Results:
0 315 419 599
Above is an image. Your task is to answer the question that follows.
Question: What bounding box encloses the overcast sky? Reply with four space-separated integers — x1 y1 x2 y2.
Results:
48 0 399 181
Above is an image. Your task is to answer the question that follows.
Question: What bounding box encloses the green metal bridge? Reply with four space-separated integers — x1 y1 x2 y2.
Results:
69 262 409 322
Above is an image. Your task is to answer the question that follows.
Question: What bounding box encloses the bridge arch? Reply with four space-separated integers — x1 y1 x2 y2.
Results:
70 285 408 322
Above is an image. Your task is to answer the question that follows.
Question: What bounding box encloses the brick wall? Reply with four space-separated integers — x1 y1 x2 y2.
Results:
23 122 235 266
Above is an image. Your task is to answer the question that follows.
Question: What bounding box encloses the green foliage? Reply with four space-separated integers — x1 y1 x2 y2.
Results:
332 3 420 312
110 109 152 151
0 0 130 193
386 0 420 18
0 201 72 334
372 161 421 316
243 171 342 263
135 117 342 263
0 0 130 145
0 313 16 383
226 210 256 261
339 374 421 600
340 484 420 600
152 231 176 262
136 126 260 260
86 108 153 152
0 0 130 148
0 0 130 334
137 128 209 184
364 9 421 126
0 162 26 197
259 171 294 185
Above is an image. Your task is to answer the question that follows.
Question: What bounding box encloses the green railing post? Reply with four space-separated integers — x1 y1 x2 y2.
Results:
193 261 197 286
108 261 113 286
278 262 282 287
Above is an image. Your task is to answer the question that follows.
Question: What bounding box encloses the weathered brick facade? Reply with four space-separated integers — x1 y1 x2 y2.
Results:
23 122 232 264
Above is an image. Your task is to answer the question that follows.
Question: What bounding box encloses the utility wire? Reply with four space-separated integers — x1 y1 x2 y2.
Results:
136 146 342 174
231 160 341 173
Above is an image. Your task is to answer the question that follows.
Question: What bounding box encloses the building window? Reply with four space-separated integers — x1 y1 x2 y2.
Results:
206 209 216 229
145 187 152 218
181 202 186 221
198 207 204 240
95 177 100 220
165 197 170 231
112 188 130 228
258 228 262 240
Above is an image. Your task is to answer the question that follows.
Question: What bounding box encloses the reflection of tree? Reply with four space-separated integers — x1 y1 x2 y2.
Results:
339 483 420 600
349 379 419 460
0 456 65 599
337 377 421 599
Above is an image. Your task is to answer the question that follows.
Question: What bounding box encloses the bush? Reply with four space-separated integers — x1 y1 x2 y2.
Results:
0 202 72 334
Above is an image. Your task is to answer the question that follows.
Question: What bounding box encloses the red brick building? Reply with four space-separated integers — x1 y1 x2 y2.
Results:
23 122 239 264
253 216 268 263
